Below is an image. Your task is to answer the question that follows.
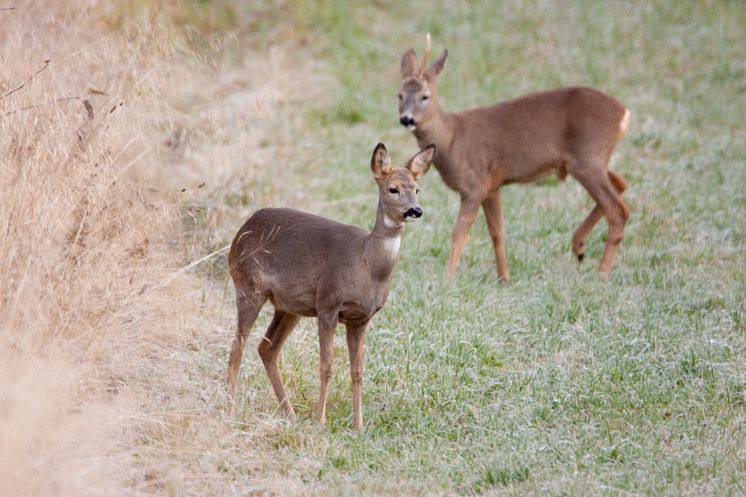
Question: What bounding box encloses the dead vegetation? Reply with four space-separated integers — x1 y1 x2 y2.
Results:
0 1 325 495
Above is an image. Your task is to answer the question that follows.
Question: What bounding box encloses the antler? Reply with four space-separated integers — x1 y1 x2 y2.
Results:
418 32 431 76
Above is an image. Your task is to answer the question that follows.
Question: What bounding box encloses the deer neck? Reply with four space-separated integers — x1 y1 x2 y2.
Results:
364 203 404 279
413 100 453 150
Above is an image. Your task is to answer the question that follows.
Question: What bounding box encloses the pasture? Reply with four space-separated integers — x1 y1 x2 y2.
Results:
1 1 744 496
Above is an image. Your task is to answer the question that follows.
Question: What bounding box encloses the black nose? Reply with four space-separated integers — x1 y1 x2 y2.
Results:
404 207 423 219
400 116 415 127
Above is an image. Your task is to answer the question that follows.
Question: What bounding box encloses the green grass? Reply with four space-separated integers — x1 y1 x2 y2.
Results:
184 1 746 495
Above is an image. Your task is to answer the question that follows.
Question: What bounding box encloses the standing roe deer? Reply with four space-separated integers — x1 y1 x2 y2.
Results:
226 143 434 432
398 35 630 281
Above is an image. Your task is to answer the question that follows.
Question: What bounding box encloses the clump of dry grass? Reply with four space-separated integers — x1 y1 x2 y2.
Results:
0 4 179 495
0 2 322 495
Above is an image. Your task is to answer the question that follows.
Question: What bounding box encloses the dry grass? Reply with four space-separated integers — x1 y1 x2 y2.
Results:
0 2 324 495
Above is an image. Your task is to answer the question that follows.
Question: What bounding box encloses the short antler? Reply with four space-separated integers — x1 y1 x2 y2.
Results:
418 33 431 75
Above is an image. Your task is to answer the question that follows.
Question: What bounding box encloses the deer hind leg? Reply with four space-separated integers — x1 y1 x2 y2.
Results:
258 310 301 421
317 312 339 426
345 322 368 432
227 285 266 416
482 190 509 283
572 170 628 262
446 197 481 278
574 169 629 275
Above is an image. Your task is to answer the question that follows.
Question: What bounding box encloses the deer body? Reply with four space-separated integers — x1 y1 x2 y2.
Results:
232 208 397 322
400 39 630 280
226 143 433 432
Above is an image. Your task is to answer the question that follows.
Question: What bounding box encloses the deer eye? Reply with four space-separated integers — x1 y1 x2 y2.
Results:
398 94 403 101
416 188 420 194
421 95 429 101
388 187 400 194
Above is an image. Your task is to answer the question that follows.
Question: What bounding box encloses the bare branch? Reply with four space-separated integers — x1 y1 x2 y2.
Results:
1 95 83 117
152 244 231 291
0 59 50 102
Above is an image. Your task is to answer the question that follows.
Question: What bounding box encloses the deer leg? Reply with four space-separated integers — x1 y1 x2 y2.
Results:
482 190 509 283
598 189 629 275
227 288 265 416
575 170 629 275
446 198 481 278
257 310 301 421
317 312 338 426
571 206 602 261
572 170 627 261
345 322 368 432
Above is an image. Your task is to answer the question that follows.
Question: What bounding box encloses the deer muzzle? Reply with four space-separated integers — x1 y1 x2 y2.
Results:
403 207 423 221
399 115 417 130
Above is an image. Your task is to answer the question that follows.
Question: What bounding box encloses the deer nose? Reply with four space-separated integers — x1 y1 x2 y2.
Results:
400 116 416 127
403 207 423 220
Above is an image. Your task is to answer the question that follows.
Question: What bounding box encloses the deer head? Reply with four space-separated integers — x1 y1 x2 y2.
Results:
371 142 434 226
398 34 448 131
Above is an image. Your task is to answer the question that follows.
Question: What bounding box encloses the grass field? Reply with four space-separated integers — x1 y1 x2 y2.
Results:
2 1 745 496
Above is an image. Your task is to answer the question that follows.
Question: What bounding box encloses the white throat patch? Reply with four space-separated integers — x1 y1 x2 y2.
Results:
382 235 401 258
383 214 402 229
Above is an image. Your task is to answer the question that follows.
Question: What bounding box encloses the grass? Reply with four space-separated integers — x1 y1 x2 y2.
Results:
208 1 746 495
2 0 745 496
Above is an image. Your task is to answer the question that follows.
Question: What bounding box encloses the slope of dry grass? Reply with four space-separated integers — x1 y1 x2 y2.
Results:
0 2 325 495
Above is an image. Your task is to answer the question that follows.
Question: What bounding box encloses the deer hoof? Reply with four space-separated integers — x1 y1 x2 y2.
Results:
576 253 585 262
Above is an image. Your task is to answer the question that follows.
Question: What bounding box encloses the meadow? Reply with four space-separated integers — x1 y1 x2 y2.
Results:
1 1 744 496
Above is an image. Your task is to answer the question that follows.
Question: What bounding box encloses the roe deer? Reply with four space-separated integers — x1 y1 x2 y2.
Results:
399 35 630 281
226 143 434 432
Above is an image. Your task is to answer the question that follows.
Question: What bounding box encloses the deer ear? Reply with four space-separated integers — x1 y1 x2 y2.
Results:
371 143 392 179
407 144 435 178
400 49 417 78
425 49 448 82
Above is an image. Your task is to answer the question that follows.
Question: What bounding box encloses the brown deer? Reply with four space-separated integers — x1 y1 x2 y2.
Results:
226 143 434 432
398 35 630 281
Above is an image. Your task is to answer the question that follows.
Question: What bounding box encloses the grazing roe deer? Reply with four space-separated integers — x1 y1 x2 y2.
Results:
226 143 434 432
398 35 630 281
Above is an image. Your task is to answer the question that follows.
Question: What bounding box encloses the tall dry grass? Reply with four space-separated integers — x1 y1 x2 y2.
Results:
0 2 323 495
1 4 182 496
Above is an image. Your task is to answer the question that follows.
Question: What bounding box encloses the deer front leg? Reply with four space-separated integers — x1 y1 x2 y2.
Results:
317 312 338 427
446 197 481 278
345 322 368 432
482 190 509 282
